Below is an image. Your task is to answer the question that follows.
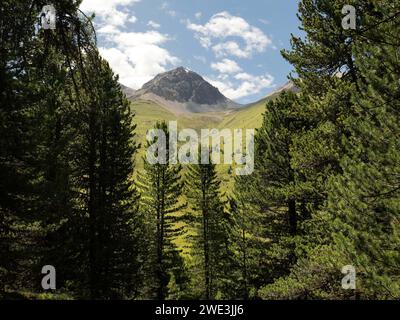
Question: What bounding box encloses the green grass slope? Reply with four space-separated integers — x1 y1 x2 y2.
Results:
130 97 269 179
131 98 269 140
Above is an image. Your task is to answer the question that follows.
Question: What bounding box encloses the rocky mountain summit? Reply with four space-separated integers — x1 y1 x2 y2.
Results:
129 67 240 113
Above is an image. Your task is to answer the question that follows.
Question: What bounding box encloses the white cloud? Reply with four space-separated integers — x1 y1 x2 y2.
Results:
187 11 272 59
100 47 162 89
211 59 242 74
160 2 177 17
259 18 270 25
206 73 274 100
99 30 179 89
148 20 161 29
212 41 249 59
167 10 177 17
81 0 179 90
128 16 137 24
97 25 120 34
195 12 202 19
188 12 275 100
234 73 253 81
81 0 140 11
80 0 140 27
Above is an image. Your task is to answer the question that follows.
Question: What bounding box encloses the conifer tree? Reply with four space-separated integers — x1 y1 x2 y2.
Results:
233 92 307 297
137 121 187 300
260 0 400 299
1 0 144 299
73 57 142 299
0 0 87 297
185 156 234 299
326 0 400 298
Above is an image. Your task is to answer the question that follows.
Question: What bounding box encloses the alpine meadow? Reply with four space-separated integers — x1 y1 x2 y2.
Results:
0 0 400 301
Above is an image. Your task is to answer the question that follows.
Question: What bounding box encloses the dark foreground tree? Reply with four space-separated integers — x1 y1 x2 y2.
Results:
0 1 144 299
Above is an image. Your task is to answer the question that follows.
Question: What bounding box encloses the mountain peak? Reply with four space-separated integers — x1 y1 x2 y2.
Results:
175 66 191 73
132 67 240 113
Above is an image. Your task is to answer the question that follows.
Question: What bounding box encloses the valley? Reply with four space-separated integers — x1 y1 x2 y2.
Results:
126 69 296 188
129 94 269 188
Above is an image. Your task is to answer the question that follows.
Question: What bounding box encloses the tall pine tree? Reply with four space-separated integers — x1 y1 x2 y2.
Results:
137 121 187 300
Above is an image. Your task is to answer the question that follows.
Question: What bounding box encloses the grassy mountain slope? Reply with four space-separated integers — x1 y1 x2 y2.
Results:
217 99 267 130
131 97 269 140
130 97 270 192
131 99 228 157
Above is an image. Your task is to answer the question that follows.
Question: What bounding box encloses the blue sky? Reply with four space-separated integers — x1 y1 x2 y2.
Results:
80 0 302 104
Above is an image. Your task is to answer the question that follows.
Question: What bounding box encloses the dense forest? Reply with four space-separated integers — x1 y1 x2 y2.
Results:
1 0 399 300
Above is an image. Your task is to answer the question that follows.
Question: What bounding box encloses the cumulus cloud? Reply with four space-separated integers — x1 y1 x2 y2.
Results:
80 0 179 90
188 12 275 101
187 12 272 59
80 0 140 27
97 24 120 34
99 30 179 89
160 2 177 17
211 59 242 74
212 41 249 59
148 20 161 29
100 47 172 89
206 73 274 101
167 10 177 17
128 16 138 24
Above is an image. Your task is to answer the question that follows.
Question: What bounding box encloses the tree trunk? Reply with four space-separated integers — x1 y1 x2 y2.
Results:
202 186 210 300
88 107 98 299
288 199 297 235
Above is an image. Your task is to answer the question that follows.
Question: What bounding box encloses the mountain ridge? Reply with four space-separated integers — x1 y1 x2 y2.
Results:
246 81 300 108
129 67 240 114
121 68 299 115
